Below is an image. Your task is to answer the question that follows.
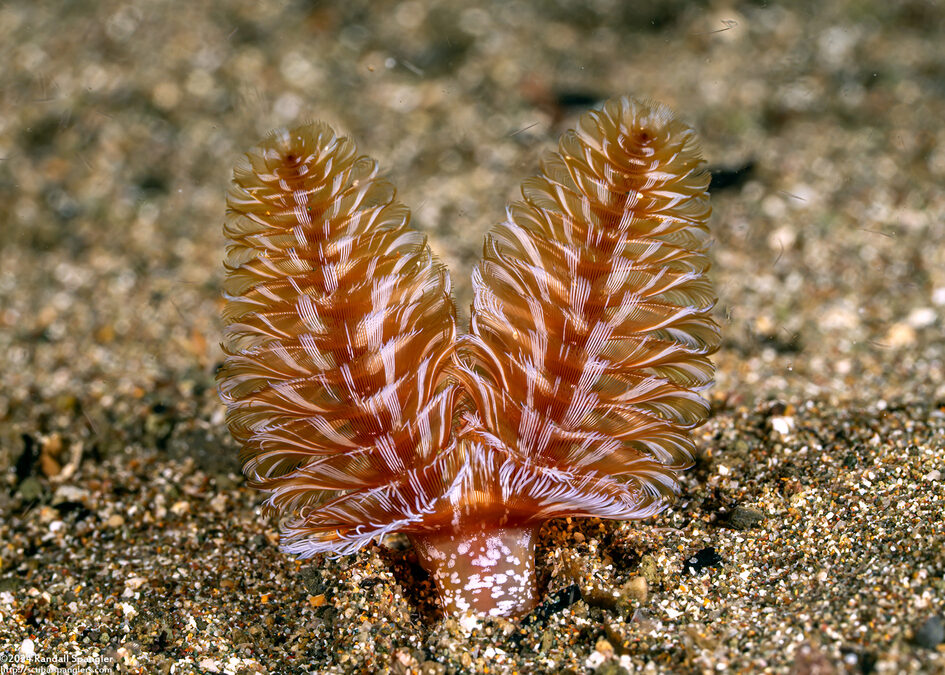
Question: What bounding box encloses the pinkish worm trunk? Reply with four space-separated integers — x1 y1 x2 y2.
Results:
410 526 540 617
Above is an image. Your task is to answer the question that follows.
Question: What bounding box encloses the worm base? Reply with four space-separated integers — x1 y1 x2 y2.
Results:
410 526 539 617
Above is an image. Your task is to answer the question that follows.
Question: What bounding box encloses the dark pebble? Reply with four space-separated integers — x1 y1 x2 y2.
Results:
53 500 92 520
517 584 582 631
684 547 723 574
17 476 45 502
727 506 766 530
914 615 944 649
15 434 38 482
709 160 755 192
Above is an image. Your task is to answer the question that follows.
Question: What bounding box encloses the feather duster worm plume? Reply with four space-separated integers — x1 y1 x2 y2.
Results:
218 97 720 618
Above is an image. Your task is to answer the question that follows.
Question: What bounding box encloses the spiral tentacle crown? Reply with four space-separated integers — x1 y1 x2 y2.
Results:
219 97 720 617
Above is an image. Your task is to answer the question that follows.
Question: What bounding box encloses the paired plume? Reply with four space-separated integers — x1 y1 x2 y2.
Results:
218 97 720 617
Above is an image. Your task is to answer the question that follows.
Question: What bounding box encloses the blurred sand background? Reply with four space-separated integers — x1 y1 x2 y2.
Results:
1 1 943 673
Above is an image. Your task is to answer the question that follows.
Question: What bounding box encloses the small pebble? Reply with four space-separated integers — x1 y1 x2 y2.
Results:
769 416 795 436
125 576 148 591
620 576 648 603
38 505 58 523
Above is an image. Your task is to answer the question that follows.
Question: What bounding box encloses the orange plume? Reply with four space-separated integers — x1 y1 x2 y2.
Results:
218 98 720 617
219 124 459 555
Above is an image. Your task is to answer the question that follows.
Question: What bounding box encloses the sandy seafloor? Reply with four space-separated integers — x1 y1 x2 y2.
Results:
1 0 944 673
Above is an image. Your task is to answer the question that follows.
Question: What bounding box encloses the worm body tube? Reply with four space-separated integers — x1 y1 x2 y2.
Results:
411 527 539 617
